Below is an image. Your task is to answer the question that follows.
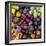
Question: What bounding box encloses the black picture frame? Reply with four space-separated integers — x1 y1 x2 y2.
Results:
5 1 45 45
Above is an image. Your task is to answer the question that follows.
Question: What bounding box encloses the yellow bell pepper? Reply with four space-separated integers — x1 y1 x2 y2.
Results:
12 5 19 10
16 12 21 17
11 8 16 14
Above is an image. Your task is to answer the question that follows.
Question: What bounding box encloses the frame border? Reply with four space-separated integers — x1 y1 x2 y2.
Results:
5 1 45 45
